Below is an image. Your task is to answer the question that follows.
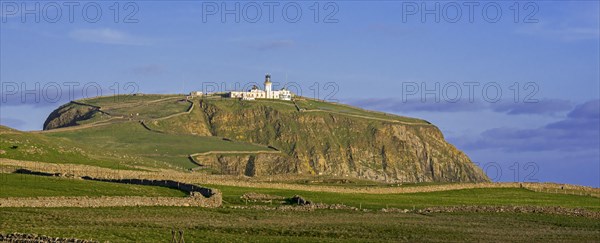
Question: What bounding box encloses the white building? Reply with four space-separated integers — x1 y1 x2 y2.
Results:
229 74 292 101
189 91 203 97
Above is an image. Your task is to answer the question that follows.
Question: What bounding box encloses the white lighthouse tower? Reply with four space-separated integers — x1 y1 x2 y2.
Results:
228 74 292 100
264 74 273 98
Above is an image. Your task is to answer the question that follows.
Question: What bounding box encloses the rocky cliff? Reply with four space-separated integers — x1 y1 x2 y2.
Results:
43 97 489 183
194 99 489 183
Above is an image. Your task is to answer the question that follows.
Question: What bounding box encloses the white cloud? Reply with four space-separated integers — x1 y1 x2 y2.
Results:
68 28 152 46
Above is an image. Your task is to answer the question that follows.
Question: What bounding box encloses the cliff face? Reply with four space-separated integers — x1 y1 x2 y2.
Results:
194 153 291 177
197 100 489 183
43 102 100 130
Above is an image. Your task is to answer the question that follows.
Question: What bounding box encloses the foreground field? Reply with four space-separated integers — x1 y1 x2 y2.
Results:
1 207 599 242
0 172 598 242
0 174 186 197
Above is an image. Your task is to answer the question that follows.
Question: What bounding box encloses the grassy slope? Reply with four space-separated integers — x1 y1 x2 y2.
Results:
80 94 180 107
46 95 185 128
2 96 278 170
45 122 273 169
0 126 127 169
295 98 429 124
0 174 186 197
145 107 203 135
70 94 188 125
144 97 211 135
104 98 190 120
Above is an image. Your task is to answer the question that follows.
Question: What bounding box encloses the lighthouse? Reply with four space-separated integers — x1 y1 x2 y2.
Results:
228 74 292 101
264 74 272 98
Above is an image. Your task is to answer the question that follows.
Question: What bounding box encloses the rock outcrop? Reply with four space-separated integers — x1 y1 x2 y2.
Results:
43 102 101 130
194 99 489 183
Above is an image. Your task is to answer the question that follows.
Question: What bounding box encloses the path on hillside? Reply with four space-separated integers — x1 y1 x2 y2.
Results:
75 96 182 119
292 98 433 126
188 150 282 167
153 100 195 121
37 97 191 134
265 99 426 126
35 97 279 167
188 148 282 160
39 96 431 134
78 96 181 110
259 100 298 108
33 117 126 134
301 109 434 126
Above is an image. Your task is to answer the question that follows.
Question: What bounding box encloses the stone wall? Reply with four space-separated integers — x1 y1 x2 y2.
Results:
80 177 217 198
0 195 221 208
0 233 97 243
2 169 222 208
415 205 600 219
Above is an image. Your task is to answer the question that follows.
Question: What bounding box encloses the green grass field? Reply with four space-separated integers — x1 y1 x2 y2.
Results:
0 174 186 197
210 185 600 210
46 122 274 169
1 207 598 242
0 126 127 169
106 99 190 120
0 173 598 241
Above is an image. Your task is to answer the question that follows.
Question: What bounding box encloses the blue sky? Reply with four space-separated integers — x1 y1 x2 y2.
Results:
1 1 599 186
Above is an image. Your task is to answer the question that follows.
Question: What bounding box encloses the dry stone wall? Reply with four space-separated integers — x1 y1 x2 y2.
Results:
80 177 218 198
0 195 220 208
0 233 97 243
1 168 222 208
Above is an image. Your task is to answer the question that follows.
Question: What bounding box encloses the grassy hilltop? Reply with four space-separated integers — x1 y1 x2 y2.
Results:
32 94 489 183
